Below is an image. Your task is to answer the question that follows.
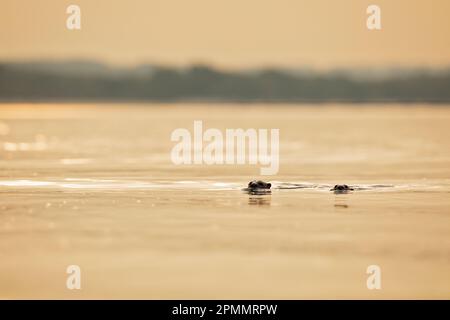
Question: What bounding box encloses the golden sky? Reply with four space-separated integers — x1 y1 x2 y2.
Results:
1 0 449 69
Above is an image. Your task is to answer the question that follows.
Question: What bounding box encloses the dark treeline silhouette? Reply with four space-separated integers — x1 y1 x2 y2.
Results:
1 61 450 103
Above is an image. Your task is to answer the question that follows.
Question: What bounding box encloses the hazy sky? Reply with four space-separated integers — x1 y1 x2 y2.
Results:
1 0 450 69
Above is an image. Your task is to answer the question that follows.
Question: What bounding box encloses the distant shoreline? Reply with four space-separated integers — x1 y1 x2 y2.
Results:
1 98 450 104
1 61 450 103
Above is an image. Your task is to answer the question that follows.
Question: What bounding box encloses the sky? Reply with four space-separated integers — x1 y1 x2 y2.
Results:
1 0 450 69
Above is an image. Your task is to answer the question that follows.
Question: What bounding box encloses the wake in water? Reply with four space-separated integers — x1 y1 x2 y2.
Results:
275 182 395 192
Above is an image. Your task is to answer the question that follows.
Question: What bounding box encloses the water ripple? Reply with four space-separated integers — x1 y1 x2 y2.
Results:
0 179 446 193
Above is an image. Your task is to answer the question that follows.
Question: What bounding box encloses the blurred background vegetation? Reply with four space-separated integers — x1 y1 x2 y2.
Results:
1 60 449 103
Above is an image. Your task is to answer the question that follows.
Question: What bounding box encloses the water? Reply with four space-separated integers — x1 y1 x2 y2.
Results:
0 103 449 298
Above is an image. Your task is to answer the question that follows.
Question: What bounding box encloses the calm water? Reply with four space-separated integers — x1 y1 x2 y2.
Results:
0 103 450 298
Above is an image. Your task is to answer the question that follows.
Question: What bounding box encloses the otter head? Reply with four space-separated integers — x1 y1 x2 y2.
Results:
248 180 271 190
331 184 354 192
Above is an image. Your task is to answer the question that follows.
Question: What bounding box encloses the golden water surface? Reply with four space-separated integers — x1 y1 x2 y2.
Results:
0 103 449 299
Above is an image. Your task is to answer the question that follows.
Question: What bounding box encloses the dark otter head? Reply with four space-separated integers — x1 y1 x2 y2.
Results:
248 180 271 190
331 184 354 192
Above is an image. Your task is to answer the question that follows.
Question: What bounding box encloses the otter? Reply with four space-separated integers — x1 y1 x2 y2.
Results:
244 180 272 194
248 180 271 190
330 184 354 193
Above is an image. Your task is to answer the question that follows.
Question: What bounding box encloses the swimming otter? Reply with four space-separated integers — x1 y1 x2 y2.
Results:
330 184 354 193
248 180 271 190
244 180 272 194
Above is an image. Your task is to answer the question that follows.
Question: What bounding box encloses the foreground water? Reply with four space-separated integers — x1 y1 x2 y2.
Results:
0 103 449 299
